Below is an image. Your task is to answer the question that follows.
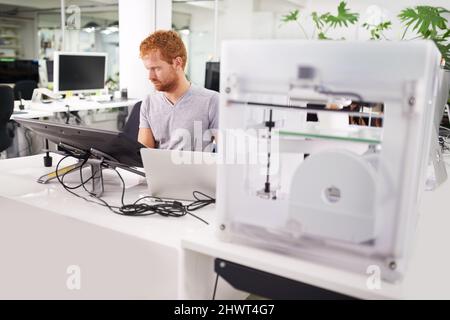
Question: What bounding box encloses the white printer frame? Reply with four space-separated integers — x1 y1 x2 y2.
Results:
216 40 446 282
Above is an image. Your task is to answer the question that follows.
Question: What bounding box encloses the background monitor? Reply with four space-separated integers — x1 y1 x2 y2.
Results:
14 118 144 168
204 61 220 92
0 59 39 84
38 59 53 87
46 60 54 82
53 52 107 93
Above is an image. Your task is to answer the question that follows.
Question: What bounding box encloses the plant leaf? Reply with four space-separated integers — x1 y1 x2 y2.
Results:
363 20 392 40
281 9 299 23
433 36 450 69
312 11 328 30
325 1 359 28
398 6 449 38
318 32 331 40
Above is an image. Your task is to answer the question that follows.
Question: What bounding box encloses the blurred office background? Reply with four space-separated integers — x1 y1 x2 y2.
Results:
0 0 449 158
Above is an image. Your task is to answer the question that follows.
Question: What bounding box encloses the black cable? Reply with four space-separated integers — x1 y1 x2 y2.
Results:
314 84 364 102
54 153 214 225
55 155 114 209
212 273 219 300
65 105 70 124
186 191 216 211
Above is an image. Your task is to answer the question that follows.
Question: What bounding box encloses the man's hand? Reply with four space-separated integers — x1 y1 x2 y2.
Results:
138 128 157 148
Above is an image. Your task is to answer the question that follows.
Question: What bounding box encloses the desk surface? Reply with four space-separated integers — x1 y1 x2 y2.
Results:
0 154 213 249
11 109 55 120
182 163 450 300
0 154 221 299
2 154 448 299
11 98 139 120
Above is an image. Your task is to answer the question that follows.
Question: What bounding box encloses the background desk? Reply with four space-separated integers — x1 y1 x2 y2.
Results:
11 98 139 120
6 99 141 159
0 154 243 299
10 109 55 120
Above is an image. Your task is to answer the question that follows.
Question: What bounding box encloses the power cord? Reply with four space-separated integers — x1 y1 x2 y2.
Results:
212 273 219 300
54 153 213 225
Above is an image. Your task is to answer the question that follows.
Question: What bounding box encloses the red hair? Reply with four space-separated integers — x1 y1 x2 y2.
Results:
139 30 187 69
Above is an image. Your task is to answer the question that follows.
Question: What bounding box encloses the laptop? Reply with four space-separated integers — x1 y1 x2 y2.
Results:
140 148 217 201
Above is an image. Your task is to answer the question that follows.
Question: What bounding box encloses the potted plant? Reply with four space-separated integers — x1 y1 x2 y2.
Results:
281 1 359 40
281 1 360 130
361 5 392 40
281 3 450 126
398 5 450 108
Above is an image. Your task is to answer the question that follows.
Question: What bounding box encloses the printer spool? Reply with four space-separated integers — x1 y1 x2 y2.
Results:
288 150 377 244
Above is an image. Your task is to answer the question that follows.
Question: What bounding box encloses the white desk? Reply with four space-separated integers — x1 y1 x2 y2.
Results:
10 99 139 120
10 109 55 120
181 164 450 300
0 154 243 299
2 154 448 299
26 98 139 112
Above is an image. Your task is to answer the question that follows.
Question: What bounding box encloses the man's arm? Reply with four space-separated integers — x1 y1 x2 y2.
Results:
138 127 156 148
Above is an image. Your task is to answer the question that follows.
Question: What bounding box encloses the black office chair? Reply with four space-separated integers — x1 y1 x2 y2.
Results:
122 101 142 142
0 85 15 153
14 80 38 100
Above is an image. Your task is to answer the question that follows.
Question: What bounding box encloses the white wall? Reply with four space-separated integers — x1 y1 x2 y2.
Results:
178 5 214 86
118 0 172 99
122 0 449 90
21 18 36 59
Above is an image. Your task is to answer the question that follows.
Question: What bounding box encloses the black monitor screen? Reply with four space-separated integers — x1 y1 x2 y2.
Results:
57 54 105 91
46 60 53 82
14 118 144 168
0 59 39 84
205 61 220 92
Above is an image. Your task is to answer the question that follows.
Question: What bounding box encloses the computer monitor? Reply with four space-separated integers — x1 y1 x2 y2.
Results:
53 52 107 94
14 118 144 168
0 59 39 84
204 61 220 92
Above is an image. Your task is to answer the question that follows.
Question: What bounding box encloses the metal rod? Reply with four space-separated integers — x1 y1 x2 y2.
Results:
264 109 273 193
228 99 385 119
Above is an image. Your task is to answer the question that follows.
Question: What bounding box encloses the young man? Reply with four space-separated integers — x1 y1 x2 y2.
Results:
138 30 219 151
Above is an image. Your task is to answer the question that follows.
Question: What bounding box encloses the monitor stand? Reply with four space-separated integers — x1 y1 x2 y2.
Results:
37 143 144 197
38 156 105 196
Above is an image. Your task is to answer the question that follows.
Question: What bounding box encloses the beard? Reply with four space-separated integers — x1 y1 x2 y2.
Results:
152 74 179 92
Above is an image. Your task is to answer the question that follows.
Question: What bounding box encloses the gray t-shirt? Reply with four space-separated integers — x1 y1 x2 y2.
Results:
139 85 219 151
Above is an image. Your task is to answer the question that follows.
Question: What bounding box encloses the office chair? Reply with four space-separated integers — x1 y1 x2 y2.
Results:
122 101 142 142
14 80 38 100
0 85 15 154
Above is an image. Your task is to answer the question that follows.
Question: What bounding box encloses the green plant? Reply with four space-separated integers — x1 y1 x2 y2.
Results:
105 71 119 93
281 1 359 40
362 21 392 40
398 6 450 70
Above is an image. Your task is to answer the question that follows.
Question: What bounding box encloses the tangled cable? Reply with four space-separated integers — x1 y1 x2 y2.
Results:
54 152 214 225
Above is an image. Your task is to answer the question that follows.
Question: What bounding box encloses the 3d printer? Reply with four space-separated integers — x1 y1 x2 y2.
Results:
215 40 447 282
